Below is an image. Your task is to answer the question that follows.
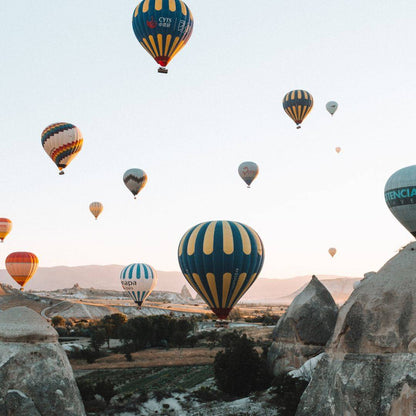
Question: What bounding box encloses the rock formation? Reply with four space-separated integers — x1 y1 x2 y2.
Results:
0 307 86 416
268 275 338 376
180 285 192 300
296 242 416 416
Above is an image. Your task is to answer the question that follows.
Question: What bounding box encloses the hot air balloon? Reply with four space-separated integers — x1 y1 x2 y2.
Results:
326 101 338 116
89 202 103 220
132 0 194 74
238 162 259 188
120 263 157 308
123 169 147 199
283 90 314 129
328 247 337 258
335 147 341 154
5 252 39 291
384 165 416 237
0 218 12 242
178 220 264 320
41 123 83 175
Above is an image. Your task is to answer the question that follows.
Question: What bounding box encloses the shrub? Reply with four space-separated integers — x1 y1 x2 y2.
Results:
269 374 308 416
192 386 218 402
214 333 272 397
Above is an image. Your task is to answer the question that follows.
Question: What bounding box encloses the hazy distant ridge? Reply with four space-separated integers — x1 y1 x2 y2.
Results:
0 266 360 305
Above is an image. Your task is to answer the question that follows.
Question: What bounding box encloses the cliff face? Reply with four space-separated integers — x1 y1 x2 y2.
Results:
296 242 416 416
268 275 338 376
0 307 86 416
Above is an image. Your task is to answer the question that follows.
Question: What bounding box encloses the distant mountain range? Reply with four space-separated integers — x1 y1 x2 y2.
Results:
0 266 361 305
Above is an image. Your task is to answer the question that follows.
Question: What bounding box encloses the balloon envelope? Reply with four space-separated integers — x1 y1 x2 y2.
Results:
41 123 83 174
120 263 157 307
385 165 416 237
178 220 264 320
283 90 313 128
326 101 338 115
328 248 337 257
89 202 103 220
335 147 341 153
132 0 194 70
238 162 259 187
0 218 12 242
123 169 147 198
5 252 39 290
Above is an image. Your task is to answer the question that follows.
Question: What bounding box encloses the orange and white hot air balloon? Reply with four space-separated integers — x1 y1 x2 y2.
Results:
328 247 337 258
89 202 103 220
335 147 341 154
5 252 39 291
0 218 12 242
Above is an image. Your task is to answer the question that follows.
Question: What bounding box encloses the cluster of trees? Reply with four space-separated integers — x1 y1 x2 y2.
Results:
53 313 197 362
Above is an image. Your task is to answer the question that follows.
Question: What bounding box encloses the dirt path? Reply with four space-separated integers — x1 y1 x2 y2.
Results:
70 347 222 370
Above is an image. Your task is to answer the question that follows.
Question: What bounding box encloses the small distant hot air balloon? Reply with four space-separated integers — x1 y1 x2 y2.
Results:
120 263 157 308
123 169 147 199
0 218 12 242
238 162 259 188
326 101 338 116
132 0 194 73
178 220 264 320
385 165 416 237
328 247 337 258
89 202 103 220
335 147 341 154
283 90 313 129
5 252 39 291
41 123 83 175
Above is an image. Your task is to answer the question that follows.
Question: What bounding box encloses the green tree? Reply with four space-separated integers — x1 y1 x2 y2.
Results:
51 315 66 327
90 328 106 353
214 333 270 396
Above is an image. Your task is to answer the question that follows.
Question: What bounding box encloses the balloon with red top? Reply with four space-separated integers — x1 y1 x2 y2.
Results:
5 252 39 291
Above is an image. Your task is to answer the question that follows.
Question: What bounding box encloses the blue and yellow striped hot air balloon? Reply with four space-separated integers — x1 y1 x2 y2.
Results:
283 90 314 129
178 221 264 320
41 122 83 174
132 0 194 73
120 263 158 308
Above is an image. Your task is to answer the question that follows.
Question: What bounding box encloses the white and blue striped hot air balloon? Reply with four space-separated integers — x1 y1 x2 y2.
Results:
120 263 157 308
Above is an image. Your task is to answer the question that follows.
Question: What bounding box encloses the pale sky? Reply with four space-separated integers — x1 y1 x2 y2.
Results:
1 0 416 279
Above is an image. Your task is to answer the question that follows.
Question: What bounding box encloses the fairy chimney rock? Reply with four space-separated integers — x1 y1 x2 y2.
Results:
0 307 58 343
268 275 338 376
0 307 86 415
296 242 416 416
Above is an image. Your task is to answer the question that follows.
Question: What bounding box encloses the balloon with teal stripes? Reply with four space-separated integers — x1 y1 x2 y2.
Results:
120 263 157 308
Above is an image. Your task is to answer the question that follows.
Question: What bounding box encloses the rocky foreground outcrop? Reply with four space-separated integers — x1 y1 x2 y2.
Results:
268 275 338 376
0 307 86 416
296 242 416 416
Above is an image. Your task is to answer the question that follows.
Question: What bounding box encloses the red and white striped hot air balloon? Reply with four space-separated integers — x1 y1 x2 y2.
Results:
5 252 39 291
0 218 12 242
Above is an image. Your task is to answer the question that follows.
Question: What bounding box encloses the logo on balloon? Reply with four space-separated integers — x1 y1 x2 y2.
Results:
147 17 157 29
385 187 416 208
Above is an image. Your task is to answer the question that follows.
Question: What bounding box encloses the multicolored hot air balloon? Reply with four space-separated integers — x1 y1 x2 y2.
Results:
178 220 264 320
238 162 259 188
0 218 12 242
89 202 103 220
120 263 157 308
283 90 314 129
335 147 341 154
132 0 194 73
5 252 39 291
328 247 337 258
385 165 416 237
326 101 338 116
123 169 147 199
41 123 83 175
